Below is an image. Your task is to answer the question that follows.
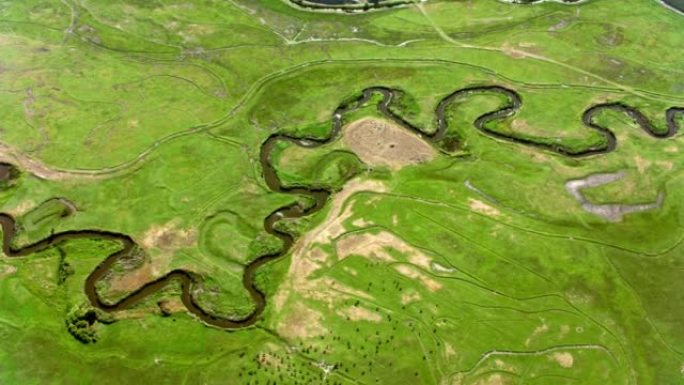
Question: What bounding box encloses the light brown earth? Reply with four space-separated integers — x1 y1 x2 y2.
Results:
401 290 421 305
337 306 382 322
336 232 397 262
0 142 103 181
524 323 549 347
272 179 386 313
444 342 457 359
551 352 574 368
468 198 501 217
395 264 442 292
158 299 186 314
110 221 196 292
140 221 197 251
277 302 327 339
0 264 17 277
336 230 433 270
342 118 435 170
5 200 36 217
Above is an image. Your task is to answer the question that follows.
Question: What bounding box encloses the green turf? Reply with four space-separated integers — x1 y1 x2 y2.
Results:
0 0 683 384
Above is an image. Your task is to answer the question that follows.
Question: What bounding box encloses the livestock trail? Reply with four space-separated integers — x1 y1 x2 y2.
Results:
0 84 681 331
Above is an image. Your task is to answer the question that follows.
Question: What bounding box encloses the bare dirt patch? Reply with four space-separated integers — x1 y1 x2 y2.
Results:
336 230 432 270
524 323 549 347
109 262 156 292
338 306 382 322
0 142 110 181
277 302 327 339
342 118 435 170
634 154 652 174
292 179 386 258
5 200 36 217
551 352 574 368
395 264 442 292
336 230 441 291
468 198 501 217
401 290 421 305
336 232 396 262
444 342 457 359
474 373 506 385
158 298 186 315
0 264 17 277
110 222 196 292
140 221 197 251
274 180 387 312
501 43 527 59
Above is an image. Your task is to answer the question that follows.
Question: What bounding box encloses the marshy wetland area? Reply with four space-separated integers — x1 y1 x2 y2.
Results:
0 1 683 384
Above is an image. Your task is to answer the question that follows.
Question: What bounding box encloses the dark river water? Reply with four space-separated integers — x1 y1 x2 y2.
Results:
663 0 684 12
295 0 683 13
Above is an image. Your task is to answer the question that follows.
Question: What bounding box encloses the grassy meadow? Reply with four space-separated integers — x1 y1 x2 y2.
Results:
0 0 683 384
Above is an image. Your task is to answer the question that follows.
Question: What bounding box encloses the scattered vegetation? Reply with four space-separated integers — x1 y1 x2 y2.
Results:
0 0 682 384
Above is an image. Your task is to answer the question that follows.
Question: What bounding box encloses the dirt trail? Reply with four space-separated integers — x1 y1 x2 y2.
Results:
0 143 115 181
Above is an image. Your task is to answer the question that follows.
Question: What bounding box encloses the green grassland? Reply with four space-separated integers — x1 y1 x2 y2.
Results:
0 0 683 384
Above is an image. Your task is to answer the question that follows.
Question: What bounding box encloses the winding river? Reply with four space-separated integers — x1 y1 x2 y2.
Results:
0 85 682 330
289 0 684 15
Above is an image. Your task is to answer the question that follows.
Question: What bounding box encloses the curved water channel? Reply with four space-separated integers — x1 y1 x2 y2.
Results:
290 0 684 15
0 85 682 329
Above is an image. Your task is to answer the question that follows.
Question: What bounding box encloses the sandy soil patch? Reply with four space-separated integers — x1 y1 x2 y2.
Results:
395 265 442 291
475 374 505 385
634 154 652 174
141 220 197 251
0 142 120 181
6 200 36 217
158 298 186 314
551 352 574 368
277 302 327 339
0 264 17 277
336 230 432 271
432 261 456 273
444 342 457 359
351 218 372 228
292 179 386 258
109 261 156 292
305 277 374 309
501 43 527 59
560 324 570 337
338 306 382 322
401 290 421 305
342 118 435 170
336 232 396 262
274 180 387 313
335 230 441 291
524 323 549 347
110 222 196 292
657 160 674 171
468 198 501 217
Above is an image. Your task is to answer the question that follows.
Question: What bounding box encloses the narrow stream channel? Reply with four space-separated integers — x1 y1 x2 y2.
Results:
0 85 681 329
